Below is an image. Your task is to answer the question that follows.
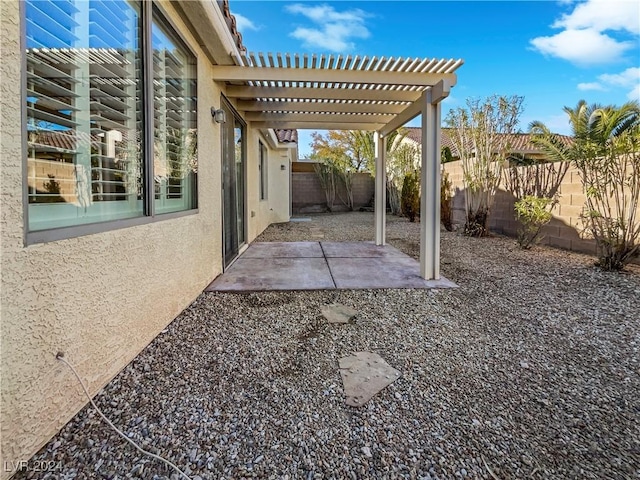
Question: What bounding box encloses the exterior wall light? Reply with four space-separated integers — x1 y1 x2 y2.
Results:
211 107 226 124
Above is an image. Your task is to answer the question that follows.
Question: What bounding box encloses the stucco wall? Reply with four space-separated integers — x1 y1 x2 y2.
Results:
0 1 288 473
245 129 292 240
443 160 640 259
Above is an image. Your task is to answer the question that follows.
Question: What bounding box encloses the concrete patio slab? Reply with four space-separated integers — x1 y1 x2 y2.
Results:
327 256 458 289
205 241 457 292
241 241 324 258
321 241 410 258
206 257 335 291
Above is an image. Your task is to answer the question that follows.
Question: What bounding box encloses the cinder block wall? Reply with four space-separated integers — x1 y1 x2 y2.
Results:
292 172 374 212
28 160 78 202
443 160 640 260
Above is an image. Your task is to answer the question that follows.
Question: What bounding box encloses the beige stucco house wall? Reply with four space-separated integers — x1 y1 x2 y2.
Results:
246 128 295 240
0 0 293 473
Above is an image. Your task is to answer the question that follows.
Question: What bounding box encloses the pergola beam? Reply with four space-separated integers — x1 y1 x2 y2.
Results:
213 66 457 87
249 121 384 131
225 86 424 102
237 100 409 115
244 112 395 124
379 80 450 137
379 100 422 137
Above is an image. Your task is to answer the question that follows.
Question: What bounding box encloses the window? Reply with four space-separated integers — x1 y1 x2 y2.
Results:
152 13 197 214
24 0 197 235
259 141 267 201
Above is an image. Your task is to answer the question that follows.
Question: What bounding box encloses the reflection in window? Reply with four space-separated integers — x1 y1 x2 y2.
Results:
26 0 144 231
235 121 244 245
152 15 197 214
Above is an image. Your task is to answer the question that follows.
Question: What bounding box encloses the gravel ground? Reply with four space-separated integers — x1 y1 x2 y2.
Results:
19 212 640 480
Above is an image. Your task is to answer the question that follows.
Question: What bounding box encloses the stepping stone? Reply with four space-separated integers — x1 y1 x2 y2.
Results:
338 352 401 407
321 303 357 324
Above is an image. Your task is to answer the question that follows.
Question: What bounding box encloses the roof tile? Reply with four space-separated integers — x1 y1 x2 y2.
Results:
275 129 298 143
405 127 572 157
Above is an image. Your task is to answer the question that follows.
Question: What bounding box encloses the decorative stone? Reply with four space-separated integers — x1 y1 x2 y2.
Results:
321 303 357 324
338 352 401 407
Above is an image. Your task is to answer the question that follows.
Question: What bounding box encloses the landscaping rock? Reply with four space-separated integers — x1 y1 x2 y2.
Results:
16 212 640 480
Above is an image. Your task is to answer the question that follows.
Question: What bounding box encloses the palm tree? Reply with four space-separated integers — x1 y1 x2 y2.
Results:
530 100 640 270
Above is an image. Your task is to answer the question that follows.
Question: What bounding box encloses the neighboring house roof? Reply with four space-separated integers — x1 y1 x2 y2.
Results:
30 130 102 151
218 0 247 55
405 127 573 157
275 129 298 143
406 127 459 156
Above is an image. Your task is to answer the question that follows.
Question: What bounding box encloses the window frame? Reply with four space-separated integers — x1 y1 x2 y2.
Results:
22 0 199 246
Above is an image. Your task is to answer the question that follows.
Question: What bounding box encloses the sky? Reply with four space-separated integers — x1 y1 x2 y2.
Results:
230 0 640 157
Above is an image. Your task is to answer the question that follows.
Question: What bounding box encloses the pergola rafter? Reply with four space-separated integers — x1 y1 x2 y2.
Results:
218 52 464 280
236 100 409 115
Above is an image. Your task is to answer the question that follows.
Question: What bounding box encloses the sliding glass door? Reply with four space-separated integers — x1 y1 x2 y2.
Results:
221 99 245 267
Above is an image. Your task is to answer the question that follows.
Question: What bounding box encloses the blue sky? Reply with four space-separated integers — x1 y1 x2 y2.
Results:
231 0 640 156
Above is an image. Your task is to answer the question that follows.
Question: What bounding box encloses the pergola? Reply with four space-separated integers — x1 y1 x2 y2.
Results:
212 53 463 280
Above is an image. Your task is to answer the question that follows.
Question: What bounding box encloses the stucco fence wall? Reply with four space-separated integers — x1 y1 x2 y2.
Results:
442 160 640 261
292 171 375 213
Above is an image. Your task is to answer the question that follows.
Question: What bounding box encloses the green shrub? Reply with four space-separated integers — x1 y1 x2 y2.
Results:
401 172 420 222
514 195 553 249
441 146 454 164
441 170 453 231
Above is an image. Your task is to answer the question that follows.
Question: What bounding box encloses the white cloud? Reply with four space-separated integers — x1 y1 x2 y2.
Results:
530 28 632 66
600 67 640 100
577 82 605 91
552 0 640 34
628 84 640 101
285 4 370 52
599 67 640 87
234 13 258 32
577 67 640 100
530 0 639 66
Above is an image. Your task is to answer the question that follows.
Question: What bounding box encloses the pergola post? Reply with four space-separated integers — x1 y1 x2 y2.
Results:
420 89 443 280
374 132 386 245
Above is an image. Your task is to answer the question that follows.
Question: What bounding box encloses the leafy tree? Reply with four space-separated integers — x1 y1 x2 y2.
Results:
445 95 525 236
311 129 407 175
387 142 419 215
441 146 455 164
441 170 454 231
312 159 337 211
310 129 407 210
531 100 640 270
503 152 569 250
401 171 420 222
311 131 371 173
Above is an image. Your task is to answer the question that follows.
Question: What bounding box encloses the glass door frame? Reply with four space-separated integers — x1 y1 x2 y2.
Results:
220 96 247 269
